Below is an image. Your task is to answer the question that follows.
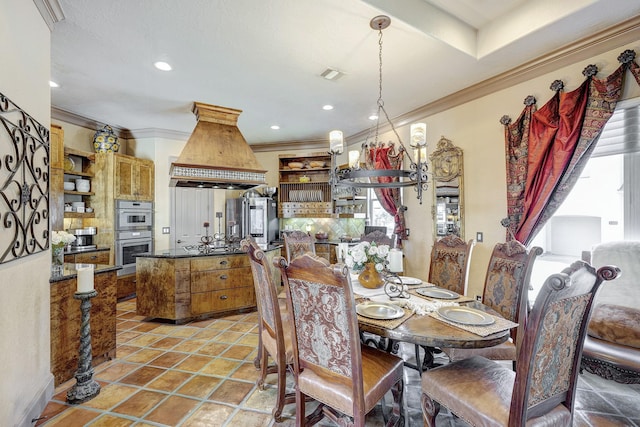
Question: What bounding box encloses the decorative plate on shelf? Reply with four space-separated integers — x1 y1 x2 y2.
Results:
63 156 75 172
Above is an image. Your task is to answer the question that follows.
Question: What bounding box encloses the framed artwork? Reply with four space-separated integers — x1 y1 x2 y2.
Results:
0 91 50 264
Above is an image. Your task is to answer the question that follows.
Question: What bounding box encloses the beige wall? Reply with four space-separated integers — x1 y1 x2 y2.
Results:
0 1 54 425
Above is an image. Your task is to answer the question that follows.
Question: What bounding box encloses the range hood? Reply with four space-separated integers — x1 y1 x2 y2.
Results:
169 102 267 189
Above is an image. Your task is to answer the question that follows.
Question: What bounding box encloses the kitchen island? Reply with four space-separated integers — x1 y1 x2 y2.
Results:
50 263 121 386
135 245 281 323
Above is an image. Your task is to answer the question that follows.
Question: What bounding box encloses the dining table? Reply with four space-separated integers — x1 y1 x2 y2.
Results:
351 274 513 371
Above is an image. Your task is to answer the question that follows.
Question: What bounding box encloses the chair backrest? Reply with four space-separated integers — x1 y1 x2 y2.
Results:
428 235 475 295
482 241 542 346
360 229 393 246
241 237 284 352
364 225 388 236
284 230 316 262
509 261 620 426
276 253 365 409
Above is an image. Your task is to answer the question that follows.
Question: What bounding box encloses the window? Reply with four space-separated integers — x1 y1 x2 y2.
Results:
367 188 395 236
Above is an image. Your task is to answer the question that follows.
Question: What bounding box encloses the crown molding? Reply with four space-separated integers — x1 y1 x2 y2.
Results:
51 15 640 151
33 0 65 31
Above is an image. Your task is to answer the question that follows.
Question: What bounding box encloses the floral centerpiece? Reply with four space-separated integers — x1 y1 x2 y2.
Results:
344 241 390 272
51 230 76 270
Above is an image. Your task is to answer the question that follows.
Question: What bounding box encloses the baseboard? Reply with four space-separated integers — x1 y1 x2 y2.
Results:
15 373 54 427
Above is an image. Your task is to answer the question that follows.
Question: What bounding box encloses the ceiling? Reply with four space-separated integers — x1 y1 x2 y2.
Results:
48 0 640 145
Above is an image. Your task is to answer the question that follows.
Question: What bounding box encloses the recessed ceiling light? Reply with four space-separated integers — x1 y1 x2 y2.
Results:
270 125 280 130
369 115 378 120
153 61 172 71
49 81 59 88
323 105 334 111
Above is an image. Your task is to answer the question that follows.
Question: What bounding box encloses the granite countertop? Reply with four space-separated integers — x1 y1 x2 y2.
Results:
50 263 121 283
63 246 110 256
136 244 282 259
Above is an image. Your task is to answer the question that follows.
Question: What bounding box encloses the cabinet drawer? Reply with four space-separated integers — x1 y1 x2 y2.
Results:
191 267 253 293
191 255 250 272
191 286 256 315
75 251 110 264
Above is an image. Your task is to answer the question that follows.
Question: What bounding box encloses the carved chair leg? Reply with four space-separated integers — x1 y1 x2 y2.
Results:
257 347 269 390
421 393 440 427
386 380 404 427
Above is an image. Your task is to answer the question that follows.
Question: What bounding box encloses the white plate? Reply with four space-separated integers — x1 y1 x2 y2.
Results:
437 306 495 326
417 287 459 300
389 276 423 285
356 301 405 320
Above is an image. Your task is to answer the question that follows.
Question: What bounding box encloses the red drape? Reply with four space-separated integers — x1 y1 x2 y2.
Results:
503 49 636 246
366 145 407 247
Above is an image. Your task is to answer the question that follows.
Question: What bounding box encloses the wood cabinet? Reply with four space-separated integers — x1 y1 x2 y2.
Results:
88 152 155 265
64 249 110 265
50 125 65 230
117 273 137 301
136 249 280 322
315 242 337 263
278 153 333 218
50 269 117 386
113 154 155 201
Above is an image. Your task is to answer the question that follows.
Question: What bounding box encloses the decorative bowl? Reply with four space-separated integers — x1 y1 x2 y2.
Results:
309 160 325 168
63 182 75 191
288 162 304 169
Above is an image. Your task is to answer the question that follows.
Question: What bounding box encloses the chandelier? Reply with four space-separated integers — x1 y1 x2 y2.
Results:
329 15 429 204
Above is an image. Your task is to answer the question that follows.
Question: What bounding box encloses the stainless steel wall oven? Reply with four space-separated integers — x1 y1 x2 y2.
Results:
115 200 153 276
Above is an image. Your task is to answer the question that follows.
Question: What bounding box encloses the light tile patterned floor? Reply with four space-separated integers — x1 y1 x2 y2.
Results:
37 299 640 426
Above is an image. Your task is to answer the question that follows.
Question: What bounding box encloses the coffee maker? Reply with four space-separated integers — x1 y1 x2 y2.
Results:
68 227 97 251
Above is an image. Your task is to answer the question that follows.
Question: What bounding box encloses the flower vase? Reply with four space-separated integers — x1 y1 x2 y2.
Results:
358 263 384 289
52 244 65 274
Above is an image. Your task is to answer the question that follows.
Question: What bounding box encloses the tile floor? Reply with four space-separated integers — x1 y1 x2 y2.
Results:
36 299 640 426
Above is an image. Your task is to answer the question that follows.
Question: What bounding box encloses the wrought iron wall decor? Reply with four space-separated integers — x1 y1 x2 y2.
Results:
0 91 50 264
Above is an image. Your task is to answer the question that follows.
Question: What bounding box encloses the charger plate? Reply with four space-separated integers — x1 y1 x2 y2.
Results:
356 301 405 320
437 306 495 326
389 276 423 285
416 287 459 300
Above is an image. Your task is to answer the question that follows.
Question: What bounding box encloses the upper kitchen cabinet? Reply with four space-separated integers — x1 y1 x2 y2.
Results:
95 152 155 202
50 124 65 170
114 154 154 201
278 153 332 218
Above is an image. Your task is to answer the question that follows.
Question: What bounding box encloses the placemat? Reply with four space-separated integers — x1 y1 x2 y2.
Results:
357 307 414 330
429 311 518 337
409 288 476 303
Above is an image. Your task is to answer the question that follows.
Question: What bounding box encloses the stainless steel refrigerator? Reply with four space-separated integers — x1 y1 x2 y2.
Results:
226 196 278 248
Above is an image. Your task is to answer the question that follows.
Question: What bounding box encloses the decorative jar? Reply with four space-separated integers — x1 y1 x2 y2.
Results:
358 262 384 289
93 125 120 153
51 244 65 274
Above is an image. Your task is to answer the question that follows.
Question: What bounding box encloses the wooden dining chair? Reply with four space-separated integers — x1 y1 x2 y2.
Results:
241 238 294 422
442 241 542 365
284 230 316 262
428 234 475 296
360 229 393 246
421 261 620 427
275 253 404 427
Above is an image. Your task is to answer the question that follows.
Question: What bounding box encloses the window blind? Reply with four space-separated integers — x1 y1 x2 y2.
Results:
593 99 640 157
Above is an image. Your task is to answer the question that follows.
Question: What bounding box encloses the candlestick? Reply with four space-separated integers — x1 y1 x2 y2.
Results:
76 264 94 293
67 289 100 404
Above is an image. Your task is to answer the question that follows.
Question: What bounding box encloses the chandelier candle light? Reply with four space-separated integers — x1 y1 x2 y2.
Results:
328 15 429 204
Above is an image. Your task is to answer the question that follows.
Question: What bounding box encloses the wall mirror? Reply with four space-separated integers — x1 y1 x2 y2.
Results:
430 137 464 239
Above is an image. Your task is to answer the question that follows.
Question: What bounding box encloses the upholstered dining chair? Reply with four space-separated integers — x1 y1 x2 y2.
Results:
276 253 404 427
361 229 393 246
284 230 316 262
412 235 475 372
442 241 542 366
421 261 620 427
241 238 294 422
428 234 475 296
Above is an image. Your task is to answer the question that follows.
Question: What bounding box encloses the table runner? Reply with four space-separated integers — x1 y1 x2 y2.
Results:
429 311 518 337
